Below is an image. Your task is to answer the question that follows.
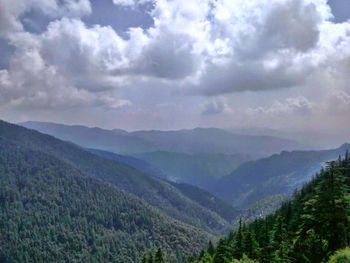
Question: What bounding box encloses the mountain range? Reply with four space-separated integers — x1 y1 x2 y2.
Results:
0 120 240 262
20 121 302 157
20 121 350 212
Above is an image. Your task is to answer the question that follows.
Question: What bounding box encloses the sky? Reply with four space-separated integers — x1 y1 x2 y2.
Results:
0 0 350 134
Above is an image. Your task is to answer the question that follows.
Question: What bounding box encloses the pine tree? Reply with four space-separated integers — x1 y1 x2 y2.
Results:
242 228 258 259
232 218 243 259
213 239 231 263
141 253 149 263
155 248 164 263
208 241 215 256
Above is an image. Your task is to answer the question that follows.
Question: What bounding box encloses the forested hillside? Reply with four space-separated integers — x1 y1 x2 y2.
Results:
189 153 350 263
2 121 232 234
0 138 210 262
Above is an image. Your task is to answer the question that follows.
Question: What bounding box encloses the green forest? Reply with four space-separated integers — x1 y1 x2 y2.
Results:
0 136 209 262
184 152 350 263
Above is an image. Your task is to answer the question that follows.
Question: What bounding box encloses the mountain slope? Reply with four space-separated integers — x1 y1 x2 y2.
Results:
2 121 231 234
133 151 251 187
189 155 350 263
89 148 239 222
88 148 165 178
21 121 301 156
0 137 210 262
212 143 350 208
169 182 241 223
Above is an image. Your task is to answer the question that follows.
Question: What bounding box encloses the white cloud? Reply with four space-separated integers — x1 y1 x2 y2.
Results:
201 99 230 115
1 0 350 131
112 0 151 7
0 29 130 110
248 96 313 116
0 0 91 36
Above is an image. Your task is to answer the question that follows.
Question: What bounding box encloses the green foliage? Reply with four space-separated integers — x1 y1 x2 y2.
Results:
141 248 167 263
190 153 350 263
328 247 350 263
0 122 213 262
232 254 258 263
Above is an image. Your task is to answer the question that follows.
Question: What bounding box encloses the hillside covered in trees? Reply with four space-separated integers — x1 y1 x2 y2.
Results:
189 152 350 263
1 121 236 234
0 120 246 262
0 128 215 262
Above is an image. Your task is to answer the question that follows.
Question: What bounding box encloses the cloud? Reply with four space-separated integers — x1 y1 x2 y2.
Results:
0 29 130 110
1 0 350 132
0 0 91 36
40 18 129 90
248 96 313 116
112 0 151 7
201 99 230 115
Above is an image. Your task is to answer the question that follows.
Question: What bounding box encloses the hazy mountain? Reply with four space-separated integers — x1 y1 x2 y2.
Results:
133 151 252 187
3 120 233 234
211 143 350 208
20 121 302 156
229 127 350 150
88 148 166 178
130 128 301 156
189 156 350 263
0 124 211 262
20 121 157 154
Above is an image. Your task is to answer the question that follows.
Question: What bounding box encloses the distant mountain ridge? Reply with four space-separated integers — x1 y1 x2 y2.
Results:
211 143 350 208
20 121 302 157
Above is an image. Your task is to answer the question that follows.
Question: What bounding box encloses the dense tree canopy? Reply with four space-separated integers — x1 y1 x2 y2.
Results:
0 137 210 262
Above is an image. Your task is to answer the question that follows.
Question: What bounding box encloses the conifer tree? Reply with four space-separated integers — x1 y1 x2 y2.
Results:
207 241 215 256
155 248 164 263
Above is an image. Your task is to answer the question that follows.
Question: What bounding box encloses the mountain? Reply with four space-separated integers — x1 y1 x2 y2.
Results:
20 121 302 156
129 128 301 156
0 127 210 262
20 121 157 154
211 143 350 208
88 148 166 178
133 151 252 188
229 126 350 150
169 182 241 223
188 155 350 263
2 120 234 235
89 149 240 222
